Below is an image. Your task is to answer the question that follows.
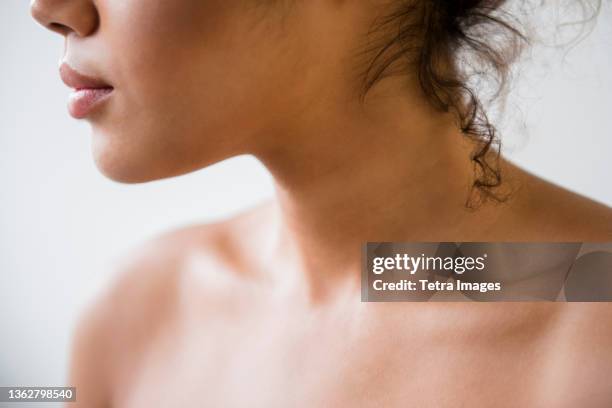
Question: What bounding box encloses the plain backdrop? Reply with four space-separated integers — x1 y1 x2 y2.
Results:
0 1 610 404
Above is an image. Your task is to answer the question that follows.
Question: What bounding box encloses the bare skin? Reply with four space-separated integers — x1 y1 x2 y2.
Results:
68 164 612 408
29 0 612 407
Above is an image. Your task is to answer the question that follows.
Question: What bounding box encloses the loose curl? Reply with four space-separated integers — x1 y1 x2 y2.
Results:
360 0 529 208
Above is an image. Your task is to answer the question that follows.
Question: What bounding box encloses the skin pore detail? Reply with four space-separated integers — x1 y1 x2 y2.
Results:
28 0 612 407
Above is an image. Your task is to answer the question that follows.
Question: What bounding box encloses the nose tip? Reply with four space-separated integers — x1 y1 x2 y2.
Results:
30 0 99 37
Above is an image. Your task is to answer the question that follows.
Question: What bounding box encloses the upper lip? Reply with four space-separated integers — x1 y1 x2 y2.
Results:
59 63 112 90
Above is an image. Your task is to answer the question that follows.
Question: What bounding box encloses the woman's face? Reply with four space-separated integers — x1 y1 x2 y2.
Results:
31 0 362 182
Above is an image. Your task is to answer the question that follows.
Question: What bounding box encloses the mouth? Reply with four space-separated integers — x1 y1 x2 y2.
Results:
59 63 114 119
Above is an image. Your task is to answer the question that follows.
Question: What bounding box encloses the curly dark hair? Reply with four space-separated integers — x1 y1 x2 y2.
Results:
359 0 600 207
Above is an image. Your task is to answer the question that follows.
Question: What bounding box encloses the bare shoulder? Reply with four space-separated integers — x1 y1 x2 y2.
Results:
505 161 612 241
66 202 273 406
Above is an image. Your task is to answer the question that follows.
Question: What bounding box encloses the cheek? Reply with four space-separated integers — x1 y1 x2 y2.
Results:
102 0 232 101
102 0 286 132
90 0 310 182
89 1 294 181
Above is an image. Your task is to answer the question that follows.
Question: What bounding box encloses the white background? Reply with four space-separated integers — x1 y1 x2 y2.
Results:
1 0 610 399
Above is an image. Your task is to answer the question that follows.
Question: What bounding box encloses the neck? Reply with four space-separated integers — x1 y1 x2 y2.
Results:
253 78 511 300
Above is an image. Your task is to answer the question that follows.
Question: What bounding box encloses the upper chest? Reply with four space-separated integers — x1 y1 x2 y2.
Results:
115 301 612 408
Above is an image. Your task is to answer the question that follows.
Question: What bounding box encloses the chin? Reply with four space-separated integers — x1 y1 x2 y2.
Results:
90 137 214 184
92 152 154 184
88 124 236 183
90 137 160 183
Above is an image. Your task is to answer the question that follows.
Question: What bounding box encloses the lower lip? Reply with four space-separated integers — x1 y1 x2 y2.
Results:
68 88 113 119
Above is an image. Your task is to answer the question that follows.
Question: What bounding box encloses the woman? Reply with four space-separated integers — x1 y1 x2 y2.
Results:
30 0 612 407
